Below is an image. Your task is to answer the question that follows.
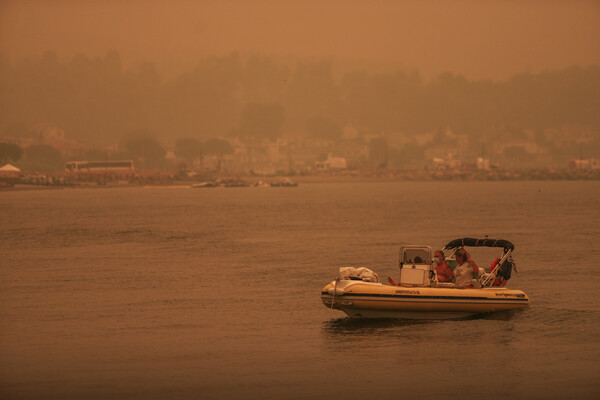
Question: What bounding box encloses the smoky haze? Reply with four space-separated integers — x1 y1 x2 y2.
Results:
0 0 599 169
1 1 599 80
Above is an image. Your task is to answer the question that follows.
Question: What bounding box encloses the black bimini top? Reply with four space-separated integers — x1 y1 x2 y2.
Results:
444 238 514 251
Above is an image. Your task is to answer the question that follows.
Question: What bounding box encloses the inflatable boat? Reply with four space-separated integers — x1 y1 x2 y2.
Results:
321 238 529 319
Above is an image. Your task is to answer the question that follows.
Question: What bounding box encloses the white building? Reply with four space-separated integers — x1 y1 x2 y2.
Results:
315 154 347 170
568 158 599 170
476 157 491 170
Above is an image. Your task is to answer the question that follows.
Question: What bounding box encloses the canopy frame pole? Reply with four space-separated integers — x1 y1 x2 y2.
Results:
481 248 512 286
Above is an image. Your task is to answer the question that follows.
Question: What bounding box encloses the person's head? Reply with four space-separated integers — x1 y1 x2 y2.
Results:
455 249 467 263
434 250 445 264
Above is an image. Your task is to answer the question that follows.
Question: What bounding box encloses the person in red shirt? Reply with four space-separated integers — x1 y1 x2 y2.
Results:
434 250 454 282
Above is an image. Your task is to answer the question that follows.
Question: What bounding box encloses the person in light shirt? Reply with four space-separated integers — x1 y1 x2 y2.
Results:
453 249 476 287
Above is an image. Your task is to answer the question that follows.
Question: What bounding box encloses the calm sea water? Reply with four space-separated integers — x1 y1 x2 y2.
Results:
1 181 599 399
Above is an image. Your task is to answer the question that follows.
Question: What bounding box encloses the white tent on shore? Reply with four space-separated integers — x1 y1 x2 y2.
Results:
0 163 22 172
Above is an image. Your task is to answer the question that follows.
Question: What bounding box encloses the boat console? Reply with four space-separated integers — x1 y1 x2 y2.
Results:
398 245 434 286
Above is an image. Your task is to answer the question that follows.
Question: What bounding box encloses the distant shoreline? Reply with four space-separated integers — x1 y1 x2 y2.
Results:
2 168 599 192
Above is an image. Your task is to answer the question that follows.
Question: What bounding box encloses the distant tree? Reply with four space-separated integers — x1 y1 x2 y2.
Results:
339 68 425 134
175 137 204 167
306 116 343 141
316 152 328 162
388 142 425 169
125 137 166 169
368 137 388 168
204 138 234 170
162 52 241 139
533 128 547 146
119 129 153 149
503 146 530 161
242 55 291 104
79 148 108 161
22 144 63 171
204 138 233 156
108 150 132 161
501 125 527 141
284 60 339 131
3 51 600 156
0 142 24 164
2 123 32 138
238 102 285 141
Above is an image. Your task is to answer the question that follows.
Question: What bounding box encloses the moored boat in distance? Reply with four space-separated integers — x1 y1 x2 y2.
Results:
191 181 219 188
270 177 298 187
321 238 529 319
191 178 249 188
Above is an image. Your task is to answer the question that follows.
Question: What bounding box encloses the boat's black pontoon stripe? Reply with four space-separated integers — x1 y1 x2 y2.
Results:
444 238 514 250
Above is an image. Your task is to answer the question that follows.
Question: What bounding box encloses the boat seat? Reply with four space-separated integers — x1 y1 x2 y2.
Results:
471 278 482 288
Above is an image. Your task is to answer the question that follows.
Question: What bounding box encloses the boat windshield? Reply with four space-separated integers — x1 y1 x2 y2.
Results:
402 249 431 264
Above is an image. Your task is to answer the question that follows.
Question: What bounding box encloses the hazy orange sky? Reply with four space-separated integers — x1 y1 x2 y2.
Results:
1 0 599 80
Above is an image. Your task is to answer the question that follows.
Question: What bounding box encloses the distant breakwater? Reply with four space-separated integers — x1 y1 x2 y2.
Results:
1 167 599 190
